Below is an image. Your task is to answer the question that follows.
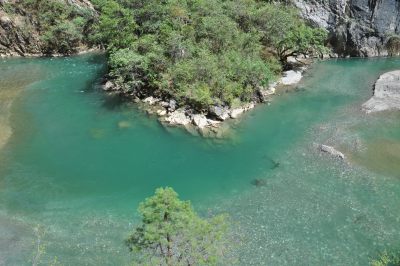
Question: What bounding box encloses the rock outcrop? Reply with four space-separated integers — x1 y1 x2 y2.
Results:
295 0 400 57
362 70 400 113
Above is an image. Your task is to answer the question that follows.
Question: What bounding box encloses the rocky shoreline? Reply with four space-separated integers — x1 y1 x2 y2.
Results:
0 47 102 58
102 59 311 138
362 70 400 113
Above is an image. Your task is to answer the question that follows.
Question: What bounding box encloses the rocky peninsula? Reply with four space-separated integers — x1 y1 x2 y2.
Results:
362 70 400 113
104 62 309 138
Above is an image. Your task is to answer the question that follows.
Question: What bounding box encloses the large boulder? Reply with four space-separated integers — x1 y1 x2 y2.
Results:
192 114 208 129
362 70 400 113
209 106 230 121
165 109 191 125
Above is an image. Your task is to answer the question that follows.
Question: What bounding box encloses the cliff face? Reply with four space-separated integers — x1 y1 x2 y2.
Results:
0 0 96 56
295 0 400 57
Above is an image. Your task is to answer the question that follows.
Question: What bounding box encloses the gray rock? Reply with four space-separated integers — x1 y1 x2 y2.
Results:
258 85 276 102
192 114 208 129
362 70 400 113
159 101 169 108
320 144 345 160
165 109 190 125
169 99 177 111
295 0 400 57
209 106 230 121
103 81 114 91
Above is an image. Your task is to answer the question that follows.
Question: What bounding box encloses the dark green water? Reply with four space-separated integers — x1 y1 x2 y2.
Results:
0 54 399 265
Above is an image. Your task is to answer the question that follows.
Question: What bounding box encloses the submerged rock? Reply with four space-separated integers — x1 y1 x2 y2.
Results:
117 121 132 129
230 107 244 119
320 144 345 160
251 178 267 187
362 70 400 113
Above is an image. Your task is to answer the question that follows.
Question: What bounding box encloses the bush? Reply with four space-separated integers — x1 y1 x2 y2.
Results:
20 0 96 54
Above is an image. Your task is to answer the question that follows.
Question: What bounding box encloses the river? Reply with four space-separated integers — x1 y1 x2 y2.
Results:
0 54 399 265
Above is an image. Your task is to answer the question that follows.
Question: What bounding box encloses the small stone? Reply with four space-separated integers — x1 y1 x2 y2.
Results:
102 81 114 91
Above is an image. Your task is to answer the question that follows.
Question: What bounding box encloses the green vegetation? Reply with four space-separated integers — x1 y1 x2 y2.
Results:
1 0 327 109
126 187 231 265
386 35 400 56
371 251 400 266
92 0 327 110
2 0 96 54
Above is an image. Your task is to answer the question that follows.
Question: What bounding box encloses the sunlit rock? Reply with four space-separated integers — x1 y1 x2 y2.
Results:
192 114 208 129
281 70 303 85
362 70 400 113
165 109 191 125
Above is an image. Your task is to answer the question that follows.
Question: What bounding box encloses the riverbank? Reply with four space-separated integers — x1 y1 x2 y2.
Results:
0 47 103 58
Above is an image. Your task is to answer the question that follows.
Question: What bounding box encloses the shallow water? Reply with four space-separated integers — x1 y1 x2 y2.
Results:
0 55 399 265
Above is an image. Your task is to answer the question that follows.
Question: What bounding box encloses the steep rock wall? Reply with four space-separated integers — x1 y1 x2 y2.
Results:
295 0 400 57
0 0 96 56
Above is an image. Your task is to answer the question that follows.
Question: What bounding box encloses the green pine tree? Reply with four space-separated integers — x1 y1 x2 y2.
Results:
126 187 231 265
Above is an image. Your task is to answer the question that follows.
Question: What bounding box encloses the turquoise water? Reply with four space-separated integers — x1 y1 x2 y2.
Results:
0 54 399 265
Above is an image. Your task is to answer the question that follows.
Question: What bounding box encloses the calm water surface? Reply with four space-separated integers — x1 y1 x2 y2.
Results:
0 54 399 265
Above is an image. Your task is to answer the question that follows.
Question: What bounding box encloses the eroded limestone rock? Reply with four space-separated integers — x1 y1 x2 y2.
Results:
362 70 400 113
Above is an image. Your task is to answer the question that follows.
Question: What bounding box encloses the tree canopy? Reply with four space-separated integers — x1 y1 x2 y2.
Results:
92 0 327 110
126 187 230 265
